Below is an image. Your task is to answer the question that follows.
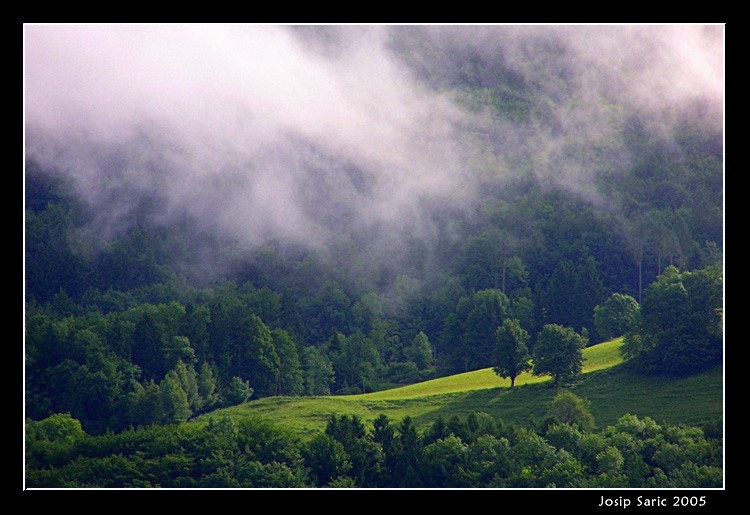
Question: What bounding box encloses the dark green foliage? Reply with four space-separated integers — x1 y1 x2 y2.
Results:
296 281 354 345
302 433 352 486
544 256 607 340
159 373 191 424
391 416 424 487
25 197 90 302
271 329 304 396
422 435 477 487
93 227 171 292
223 377 254 406
331 331 381 393
533 324 588 387
545 260 578 329
26 414 307 488
457 229 525 292
493 318 532 388
197 361 220 411
208 288 279 395
440 289 509 373
301 346 335 396
25 410 721 488
623 265 722 375
25 133 722 435
325 414 383 486
24 30 723 488
26 413 85 444
546 390 595 432
404 331 433 371
594 293 639 341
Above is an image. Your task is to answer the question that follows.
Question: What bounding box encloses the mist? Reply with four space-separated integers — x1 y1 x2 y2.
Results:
24 24 724 284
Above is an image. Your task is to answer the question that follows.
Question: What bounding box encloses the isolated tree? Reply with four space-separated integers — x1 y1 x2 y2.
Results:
533 324 587 387
594 293 639 341
492 319 532 388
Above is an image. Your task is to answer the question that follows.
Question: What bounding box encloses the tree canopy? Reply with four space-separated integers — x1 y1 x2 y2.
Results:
533 324 588 387
622 265 722 375
492 318 532 388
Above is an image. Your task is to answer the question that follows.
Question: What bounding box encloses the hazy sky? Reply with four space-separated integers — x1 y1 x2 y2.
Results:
24 24 724 257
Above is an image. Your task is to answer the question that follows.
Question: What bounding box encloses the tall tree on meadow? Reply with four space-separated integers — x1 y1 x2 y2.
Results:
533 324 587 387
492 318 532 388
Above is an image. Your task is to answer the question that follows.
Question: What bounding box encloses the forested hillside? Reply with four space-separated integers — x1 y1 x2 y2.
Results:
24 25 723 489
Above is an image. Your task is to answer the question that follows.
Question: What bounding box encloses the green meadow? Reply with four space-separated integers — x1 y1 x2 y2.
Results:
194 338 723 438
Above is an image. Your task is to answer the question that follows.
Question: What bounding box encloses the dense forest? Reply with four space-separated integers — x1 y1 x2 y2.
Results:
27 407 722 488
24 25 723 489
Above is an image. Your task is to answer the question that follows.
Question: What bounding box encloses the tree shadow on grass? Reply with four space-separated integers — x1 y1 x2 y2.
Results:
408 364 723 432
410 382 559 429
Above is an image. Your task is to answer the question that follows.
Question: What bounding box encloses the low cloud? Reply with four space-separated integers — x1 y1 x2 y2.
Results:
24 24 723 267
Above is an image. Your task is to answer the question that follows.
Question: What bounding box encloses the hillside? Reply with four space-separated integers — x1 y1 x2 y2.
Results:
194 338 723 438
25 26 723 439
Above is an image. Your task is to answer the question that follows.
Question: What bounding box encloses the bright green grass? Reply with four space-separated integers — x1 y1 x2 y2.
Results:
193 337 723 438
343 336 625 400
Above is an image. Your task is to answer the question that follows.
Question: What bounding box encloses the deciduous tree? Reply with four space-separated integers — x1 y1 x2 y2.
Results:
533 324 587 387
493 319 532 388
594 293 639 341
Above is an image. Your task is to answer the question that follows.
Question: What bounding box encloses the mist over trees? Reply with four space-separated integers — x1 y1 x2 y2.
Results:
25 23 723 485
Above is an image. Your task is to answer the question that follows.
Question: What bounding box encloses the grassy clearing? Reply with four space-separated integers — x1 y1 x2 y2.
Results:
344 336 625 400
193 337 722 438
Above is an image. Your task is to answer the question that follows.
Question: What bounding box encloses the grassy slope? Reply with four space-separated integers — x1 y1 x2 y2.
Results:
193 338 723 438
350 335 624 401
